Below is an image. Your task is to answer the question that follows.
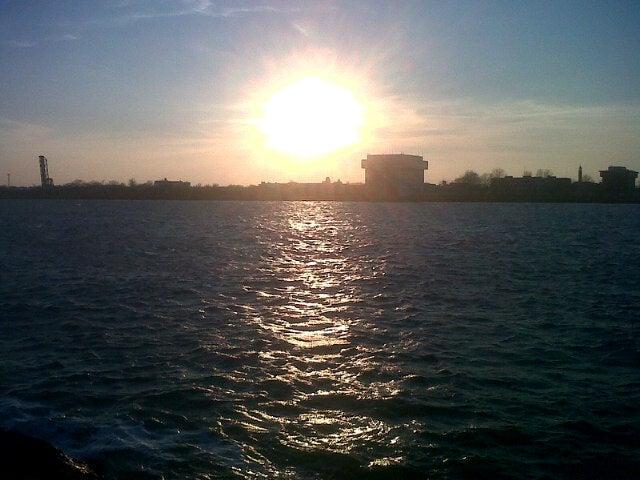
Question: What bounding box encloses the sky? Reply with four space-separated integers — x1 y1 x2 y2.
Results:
1 0 639 186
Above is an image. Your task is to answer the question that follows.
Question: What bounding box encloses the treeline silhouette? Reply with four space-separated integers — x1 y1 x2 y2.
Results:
450 168 592 185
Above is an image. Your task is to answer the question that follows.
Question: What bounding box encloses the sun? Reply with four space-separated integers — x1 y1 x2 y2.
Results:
258 77 364 158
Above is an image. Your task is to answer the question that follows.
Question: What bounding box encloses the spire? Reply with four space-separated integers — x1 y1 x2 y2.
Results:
578 165 583 183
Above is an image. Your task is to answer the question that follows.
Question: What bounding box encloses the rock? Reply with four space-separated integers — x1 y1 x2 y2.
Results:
0 429 100 479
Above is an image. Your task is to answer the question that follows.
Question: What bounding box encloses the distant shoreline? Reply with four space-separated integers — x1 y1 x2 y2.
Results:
1 185 639 204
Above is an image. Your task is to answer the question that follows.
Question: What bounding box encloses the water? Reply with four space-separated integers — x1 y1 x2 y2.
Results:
1 200 639 479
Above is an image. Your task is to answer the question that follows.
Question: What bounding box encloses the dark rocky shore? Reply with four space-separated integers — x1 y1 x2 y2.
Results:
0 429 99 480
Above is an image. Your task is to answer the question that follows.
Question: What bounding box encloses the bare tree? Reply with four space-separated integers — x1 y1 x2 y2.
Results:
535 169 554 178
490 168 506 179
481 168 506 185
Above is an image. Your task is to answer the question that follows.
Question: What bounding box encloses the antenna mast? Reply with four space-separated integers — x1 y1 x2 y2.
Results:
38 155 54 188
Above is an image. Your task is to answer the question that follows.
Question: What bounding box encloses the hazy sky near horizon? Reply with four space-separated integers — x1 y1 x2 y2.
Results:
1 0 639 186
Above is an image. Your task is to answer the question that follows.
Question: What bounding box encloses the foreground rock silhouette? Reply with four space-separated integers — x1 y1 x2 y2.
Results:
0 429 99 480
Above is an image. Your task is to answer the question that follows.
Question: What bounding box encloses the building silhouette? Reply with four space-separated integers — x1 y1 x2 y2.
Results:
361 154 428 199
490 175 572 201
599 166 638 200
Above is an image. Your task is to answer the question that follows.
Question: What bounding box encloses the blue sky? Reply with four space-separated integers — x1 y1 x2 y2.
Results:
1 0 639 185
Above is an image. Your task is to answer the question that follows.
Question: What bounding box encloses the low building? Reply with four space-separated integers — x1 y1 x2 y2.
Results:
490 175 572 201
599 166 638 199
361 154 428 199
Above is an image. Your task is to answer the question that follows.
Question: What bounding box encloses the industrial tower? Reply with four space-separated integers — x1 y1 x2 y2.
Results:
38 155 54 188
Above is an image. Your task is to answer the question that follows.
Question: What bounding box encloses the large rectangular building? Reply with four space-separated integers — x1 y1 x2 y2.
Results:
490 175 572 201
599 166 638 199
361 154 428 199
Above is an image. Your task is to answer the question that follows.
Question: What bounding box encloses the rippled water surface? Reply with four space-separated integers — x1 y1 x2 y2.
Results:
1 200 639 479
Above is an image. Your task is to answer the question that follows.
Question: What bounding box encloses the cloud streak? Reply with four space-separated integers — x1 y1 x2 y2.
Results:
3 33 80 49
56 0 296 29
3 40 37 48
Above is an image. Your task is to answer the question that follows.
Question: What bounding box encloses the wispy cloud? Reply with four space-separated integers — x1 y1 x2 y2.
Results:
3 33 80 48
0 118 56 149
218 5 284 18
58 0 294 29
3 40 37 48
380 97 640 137
120 0 213 21
52 33 80 41
291 22 311 38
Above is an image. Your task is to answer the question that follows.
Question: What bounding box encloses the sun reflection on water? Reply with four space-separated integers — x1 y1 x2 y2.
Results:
216 202 405 474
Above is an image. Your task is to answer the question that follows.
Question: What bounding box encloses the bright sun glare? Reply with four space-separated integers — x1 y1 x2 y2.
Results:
259 77 364 158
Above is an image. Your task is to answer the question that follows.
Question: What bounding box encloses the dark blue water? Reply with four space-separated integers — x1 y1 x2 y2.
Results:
1 200 639 479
